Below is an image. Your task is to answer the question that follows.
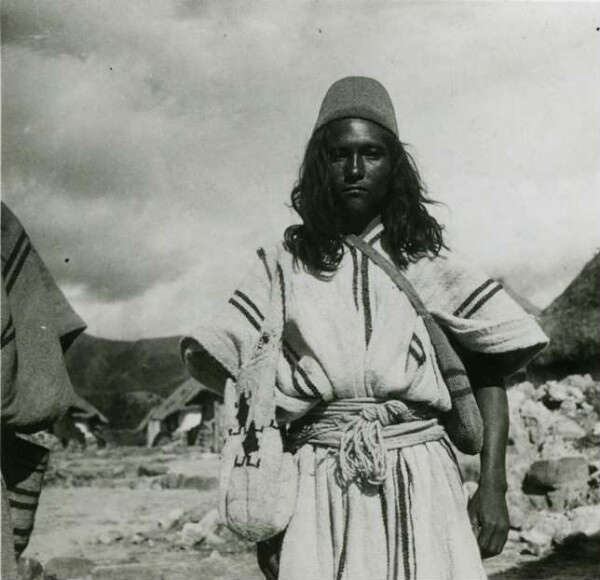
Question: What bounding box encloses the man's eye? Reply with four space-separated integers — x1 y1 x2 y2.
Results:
365 149 383 159
328 150 345 162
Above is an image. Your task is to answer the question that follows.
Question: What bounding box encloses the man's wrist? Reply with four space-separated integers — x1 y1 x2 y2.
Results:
477 476 508 493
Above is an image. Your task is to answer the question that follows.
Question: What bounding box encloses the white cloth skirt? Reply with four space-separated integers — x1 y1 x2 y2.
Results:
279 438 487 580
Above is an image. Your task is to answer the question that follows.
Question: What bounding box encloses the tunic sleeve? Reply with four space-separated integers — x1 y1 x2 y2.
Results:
408 251 549 382
180 247 275 396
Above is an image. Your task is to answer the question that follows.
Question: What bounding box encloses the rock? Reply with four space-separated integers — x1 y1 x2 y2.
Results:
161 472 218 491
506 489 535 530
110 466 126 478
137 463 168 477
43 557 96 580
523 510 569 538
92 564 164 580
176 522 207 548
524 457 588 492
559 398 578 418
17 557 44 580
205 531 226 546
549 415 587 440
130 533 145 545
533 385 547 402
157 508 185 531
567 505 600 537
564 374 595 391
546 381 569 405
546 485 588 511
175 509 221 548
565 386 585 403
520 527 552 556
520 400 554 445
206 550 224 562
95 530 123 545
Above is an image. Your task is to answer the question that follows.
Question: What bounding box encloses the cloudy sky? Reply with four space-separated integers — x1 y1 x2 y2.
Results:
2 0 599 340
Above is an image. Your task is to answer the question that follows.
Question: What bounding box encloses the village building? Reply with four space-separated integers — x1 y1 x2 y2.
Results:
530 253 600 381
52 394 109 448
137 378 224 451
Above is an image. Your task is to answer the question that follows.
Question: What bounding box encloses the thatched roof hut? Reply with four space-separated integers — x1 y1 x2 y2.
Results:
531 253 600 378
137 378 224 449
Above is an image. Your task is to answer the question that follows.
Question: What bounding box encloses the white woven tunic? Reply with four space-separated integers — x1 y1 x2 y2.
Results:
184 217 548 580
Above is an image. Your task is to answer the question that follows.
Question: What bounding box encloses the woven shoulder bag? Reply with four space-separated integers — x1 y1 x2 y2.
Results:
219 263 298 542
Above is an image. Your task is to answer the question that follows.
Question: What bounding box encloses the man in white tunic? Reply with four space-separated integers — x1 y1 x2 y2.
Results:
182 77 548 579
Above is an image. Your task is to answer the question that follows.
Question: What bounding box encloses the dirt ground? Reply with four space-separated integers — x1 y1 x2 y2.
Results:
24 446 599 580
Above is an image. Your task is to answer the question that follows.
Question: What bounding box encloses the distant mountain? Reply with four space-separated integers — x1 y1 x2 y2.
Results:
532 253 600 376
66 333 189 427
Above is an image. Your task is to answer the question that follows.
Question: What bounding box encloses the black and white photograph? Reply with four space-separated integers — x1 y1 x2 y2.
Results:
1 1 599 579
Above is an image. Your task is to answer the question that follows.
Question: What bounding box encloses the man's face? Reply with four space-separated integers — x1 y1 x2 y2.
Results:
326 118 393 228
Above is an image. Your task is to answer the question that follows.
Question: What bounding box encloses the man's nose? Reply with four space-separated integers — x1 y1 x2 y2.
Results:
345 153 365 181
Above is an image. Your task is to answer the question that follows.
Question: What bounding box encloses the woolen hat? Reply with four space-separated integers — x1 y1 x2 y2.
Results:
314 76 398 137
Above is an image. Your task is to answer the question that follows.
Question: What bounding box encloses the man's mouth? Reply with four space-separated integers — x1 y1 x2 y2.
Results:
343 187 368 194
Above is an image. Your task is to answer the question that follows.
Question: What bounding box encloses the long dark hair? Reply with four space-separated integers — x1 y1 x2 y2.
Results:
284 123 447 273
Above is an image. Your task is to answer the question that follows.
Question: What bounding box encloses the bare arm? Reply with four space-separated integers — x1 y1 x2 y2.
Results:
468 384 510 558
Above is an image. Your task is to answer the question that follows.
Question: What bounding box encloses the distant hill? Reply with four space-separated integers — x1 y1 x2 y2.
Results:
66 334 189 427
531 253 600 377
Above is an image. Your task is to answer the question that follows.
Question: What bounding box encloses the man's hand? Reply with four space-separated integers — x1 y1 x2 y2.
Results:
467 483 509 559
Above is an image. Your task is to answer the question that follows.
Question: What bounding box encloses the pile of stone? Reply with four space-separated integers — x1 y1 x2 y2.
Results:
461 374 600 557
91 506 252 555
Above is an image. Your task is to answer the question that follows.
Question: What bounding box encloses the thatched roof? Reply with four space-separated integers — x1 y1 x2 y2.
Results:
136 378 215 430
532 253 600 369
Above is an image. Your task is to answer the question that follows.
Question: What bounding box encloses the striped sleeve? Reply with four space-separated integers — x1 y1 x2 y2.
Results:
408 251 549 380
181 246 275 396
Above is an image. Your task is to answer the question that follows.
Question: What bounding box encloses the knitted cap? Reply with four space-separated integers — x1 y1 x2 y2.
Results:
314 76 398 137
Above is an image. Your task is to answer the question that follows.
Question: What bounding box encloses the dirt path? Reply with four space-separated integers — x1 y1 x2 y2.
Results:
23 448 598 580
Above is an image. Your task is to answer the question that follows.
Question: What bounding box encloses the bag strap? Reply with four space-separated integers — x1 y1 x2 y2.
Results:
345 235 430 318
345 234 472 396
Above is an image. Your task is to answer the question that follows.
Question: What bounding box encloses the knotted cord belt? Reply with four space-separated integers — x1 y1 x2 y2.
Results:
288 398 446 487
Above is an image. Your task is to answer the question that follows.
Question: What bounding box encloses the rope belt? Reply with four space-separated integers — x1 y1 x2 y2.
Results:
288 398 446 487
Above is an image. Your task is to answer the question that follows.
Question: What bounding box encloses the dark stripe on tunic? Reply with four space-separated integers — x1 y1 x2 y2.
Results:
281 346 313 398
276 263 287 324
408 345 426 366
283 342 322 398
2 231 27 277
336 495 350 580
1 328 16 349
379 485 391 577
5 242 32 294
233 290 264 322
405 461 417 579
256 247 272 283
9 500 38 511
349 245 359 310
228 297 261 331
392 459 400 580
397 457 412 580
449 386 473 399
453 279 496 317
462 283 503 319
11 487 40 499
442 368 468 380
360 253 373 345
12 527 33 537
